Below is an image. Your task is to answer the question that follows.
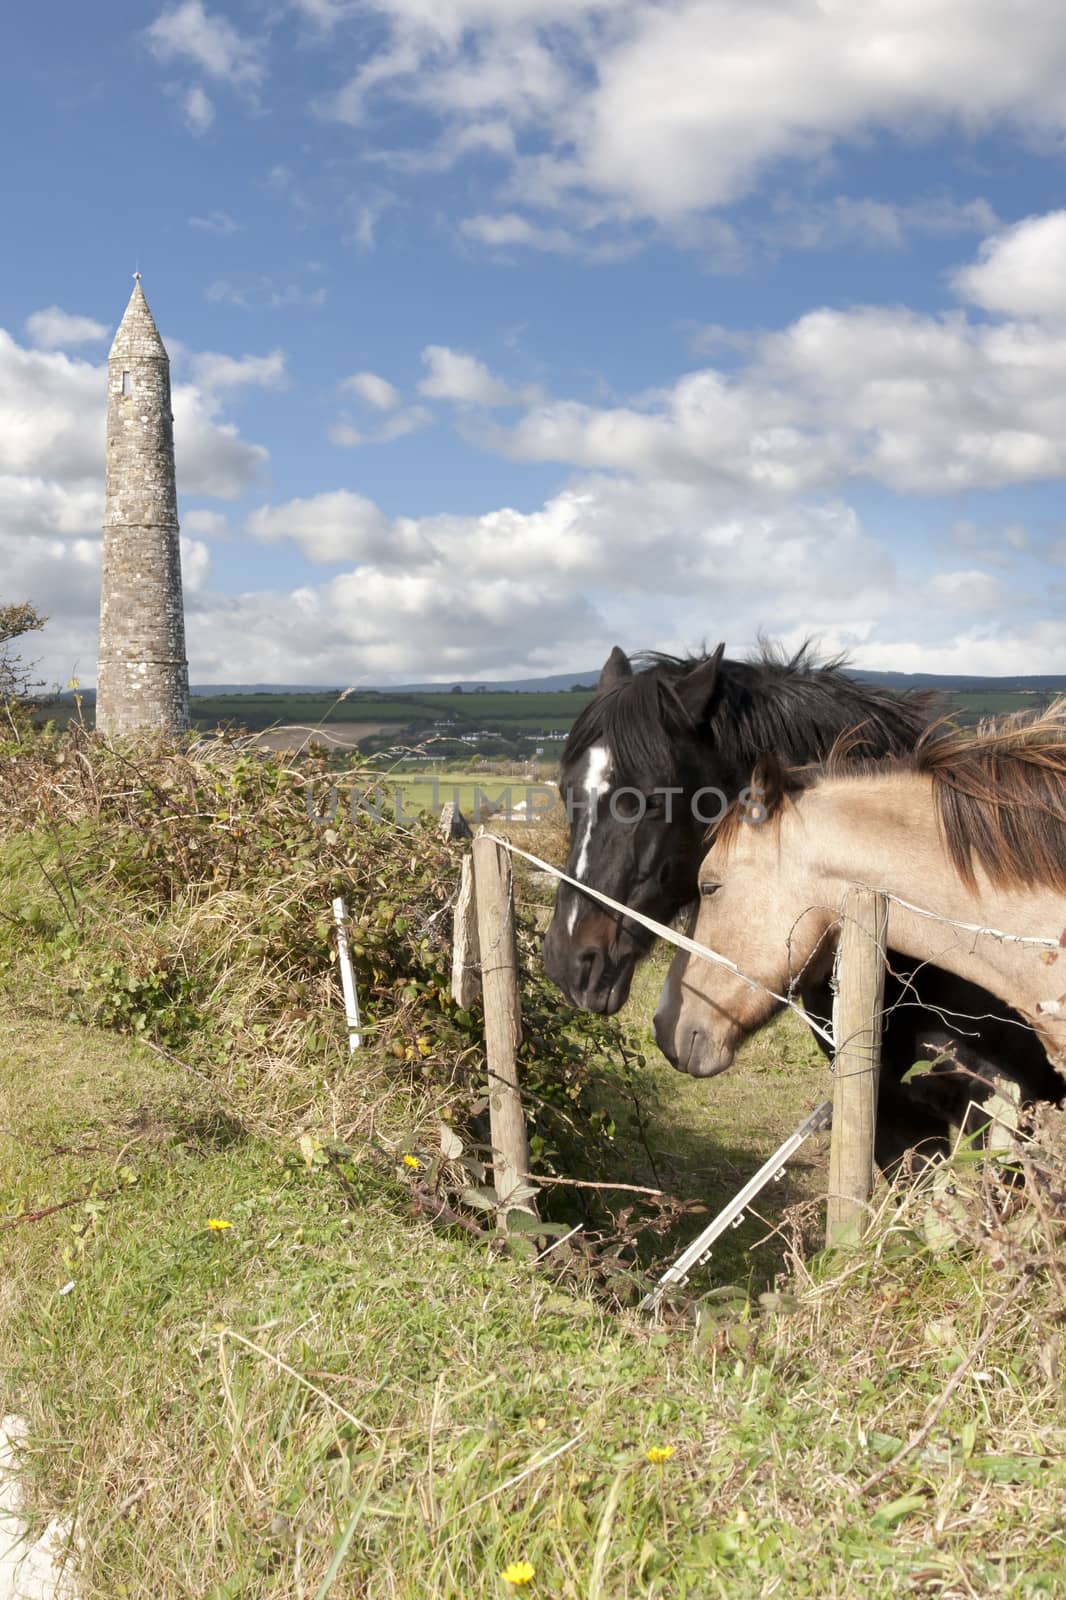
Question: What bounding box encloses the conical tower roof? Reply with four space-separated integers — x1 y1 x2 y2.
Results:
109 274 168 363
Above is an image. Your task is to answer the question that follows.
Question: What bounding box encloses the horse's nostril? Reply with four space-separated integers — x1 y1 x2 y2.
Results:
575 947 598 988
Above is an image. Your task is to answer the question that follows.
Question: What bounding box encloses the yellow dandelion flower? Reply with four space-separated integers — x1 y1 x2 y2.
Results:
207 1219 232 1231
501 1559 534 1586
645 1445 674 1464
403 1154 422 1170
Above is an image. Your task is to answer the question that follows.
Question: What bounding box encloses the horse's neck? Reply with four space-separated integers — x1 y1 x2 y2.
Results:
804 776 1066 1044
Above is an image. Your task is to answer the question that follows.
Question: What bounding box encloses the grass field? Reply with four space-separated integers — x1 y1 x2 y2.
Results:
190 690 593 738
3 1013 1064 1598
1 736 1064 1596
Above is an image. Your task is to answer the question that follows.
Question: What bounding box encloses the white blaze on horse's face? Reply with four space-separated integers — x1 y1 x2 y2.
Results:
568 744 613 932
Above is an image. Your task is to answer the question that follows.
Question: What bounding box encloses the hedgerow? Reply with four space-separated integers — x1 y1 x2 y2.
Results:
0 724 641 1229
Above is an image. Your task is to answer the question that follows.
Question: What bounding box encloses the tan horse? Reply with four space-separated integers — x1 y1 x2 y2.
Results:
654 704 1066 1081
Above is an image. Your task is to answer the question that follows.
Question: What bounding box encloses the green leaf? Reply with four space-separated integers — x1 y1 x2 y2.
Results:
503 1181 540 1205
541 1293 598 1318
505 1209 543 1235
871 1494 927 1530
758 1291 800 1315
968 1454 1047 1483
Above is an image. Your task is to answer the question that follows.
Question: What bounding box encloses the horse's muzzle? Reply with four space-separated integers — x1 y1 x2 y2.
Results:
653 1014 733 1078
543 910 642 1015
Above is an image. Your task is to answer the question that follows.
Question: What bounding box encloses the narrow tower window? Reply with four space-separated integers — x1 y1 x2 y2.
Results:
122 371 132 396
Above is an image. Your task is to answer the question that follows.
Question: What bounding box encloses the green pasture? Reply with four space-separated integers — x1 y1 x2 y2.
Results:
2 1015 1063 1599
190 689 593 736
951 690 1055 721
1 733 1063 1597
364 771 558 821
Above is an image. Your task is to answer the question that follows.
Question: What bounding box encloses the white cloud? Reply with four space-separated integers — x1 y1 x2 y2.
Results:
315 2 1066 236
15 454 1060 686
328 404 431 447
327 420 366 448
0 327 268 519
180 537 211 592
288 0 361 29
456 210 642 262
848 620 1066 679
927 569 1013 612
0 321 272 683
954 210 1066 319
183 509 229 538
765 195 999 254
378 405 432 441
172 385 269 496
419 344 539 406
460 212 580 254
189 210 241 234
145 0 264 90
206 277 328 311
188 349 288 392
183 84 215 133
342 370 401 410
242 475 894 632
490 279 1066 495
247 489 405 564
25 308 109 350
164 470 1047 684
0 475 101 540
0 332 108 484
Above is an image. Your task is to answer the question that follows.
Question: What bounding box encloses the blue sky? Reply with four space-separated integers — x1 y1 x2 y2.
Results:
3 0 1066 685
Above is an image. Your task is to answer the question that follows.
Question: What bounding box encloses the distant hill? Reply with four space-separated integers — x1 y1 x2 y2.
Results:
851 671 1066 693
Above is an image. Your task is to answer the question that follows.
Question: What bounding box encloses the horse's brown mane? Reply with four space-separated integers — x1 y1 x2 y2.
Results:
733 700 1066 893
913 700 1066 892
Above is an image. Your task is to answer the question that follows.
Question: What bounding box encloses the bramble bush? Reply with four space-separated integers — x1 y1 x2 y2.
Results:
0 723 638 1227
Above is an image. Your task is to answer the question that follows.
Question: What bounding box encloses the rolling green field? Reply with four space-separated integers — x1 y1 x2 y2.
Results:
951 690 1056 720
191 686 1056 741
190 689 593 737
40 685 1060 748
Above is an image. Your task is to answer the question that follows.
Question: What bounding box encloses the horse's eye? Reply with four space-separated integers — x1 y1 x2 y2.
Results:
644 793 665 816
699 881 722 899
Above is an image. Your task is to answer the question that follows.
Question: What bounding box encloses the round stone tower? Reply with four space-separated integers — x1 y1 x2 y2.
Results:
96 275 190 737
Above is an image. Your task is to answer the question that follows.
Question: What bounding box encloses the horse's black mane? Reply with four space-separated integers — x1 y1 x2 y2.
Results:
563 641 938 781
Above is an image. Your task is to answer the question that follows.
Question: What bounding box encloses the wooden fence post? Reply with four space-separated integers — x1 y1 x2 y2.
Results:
471 833 532 1215
827 888 888 1245
450 853 481 1008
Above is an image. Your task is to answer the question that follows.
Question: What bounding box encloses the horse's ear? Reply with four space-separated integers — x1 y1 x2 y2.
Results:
678 642 725 723
599 646 632 688
749 751 796 818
